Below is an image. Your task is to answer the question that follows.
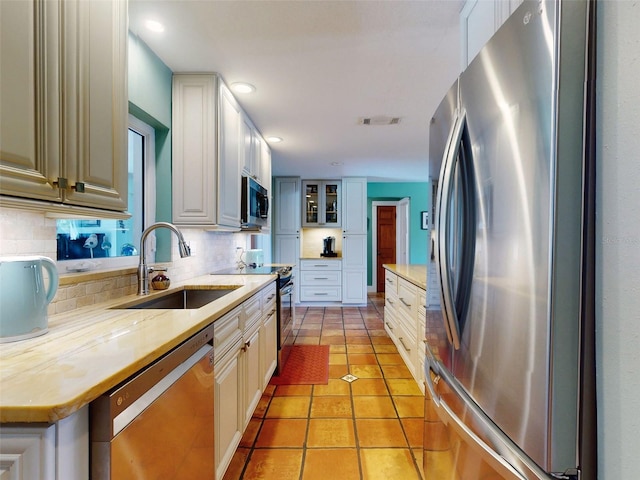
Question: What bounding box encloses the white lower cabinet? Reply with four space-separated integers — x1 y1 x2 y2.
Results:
0 406 89 480
260 283 278 389
383 269 426 391
241 323 262 430
299 259 342 302
215 282 278 480
214 306 243 480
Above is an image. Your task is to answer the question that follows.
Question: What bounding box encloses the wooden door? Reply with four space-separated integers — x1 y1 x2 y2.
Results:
376 206 396 292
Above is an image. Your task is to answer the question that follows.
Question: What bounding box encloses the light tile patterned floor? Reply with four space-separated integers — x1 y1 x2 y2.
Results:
222 294 425 480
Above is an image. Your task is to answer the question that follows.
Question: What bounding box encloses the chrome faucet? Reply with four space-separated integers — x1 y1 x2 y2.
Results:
137 222 191 295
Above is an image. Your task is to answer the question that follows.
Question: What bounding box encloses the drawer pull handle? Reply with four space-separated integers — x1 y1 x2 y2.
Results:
314 265 329 267
398 337 411 352
314 292 329 296
241 340 252 352
267 294 275 300
385 322 394 331
314 277 329 280
400 298 412 307
386 298 394 305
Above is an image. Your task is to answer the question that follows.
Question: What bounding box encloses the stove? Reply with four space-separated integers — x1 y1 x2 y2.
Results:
213 265 292 288
213 264 295 374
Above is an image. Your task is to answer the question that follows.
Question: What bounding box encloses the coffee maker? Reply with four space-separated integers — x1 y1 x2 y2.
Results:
321 236 337 257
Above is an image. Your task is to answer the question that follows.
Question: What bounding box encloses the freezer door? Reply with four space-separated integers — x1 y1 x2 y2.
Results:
423 358 552 480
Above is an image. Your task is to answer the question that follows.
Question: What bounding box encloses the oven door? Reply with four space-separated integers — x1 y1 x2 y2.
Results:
277 281 295 374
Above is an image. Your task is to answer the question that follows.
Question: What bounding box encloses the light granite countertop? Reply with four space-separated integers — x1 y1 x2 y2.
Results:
382 264 428 290
0 273 276 424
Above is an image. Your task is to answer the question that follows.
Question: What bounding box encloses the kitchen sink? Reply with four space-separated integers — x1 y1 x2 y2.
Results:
114 287 240 310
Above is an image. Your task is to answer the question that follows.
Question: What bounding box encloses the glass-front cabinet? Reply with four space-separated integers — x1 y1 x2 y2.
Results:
302 180 341 227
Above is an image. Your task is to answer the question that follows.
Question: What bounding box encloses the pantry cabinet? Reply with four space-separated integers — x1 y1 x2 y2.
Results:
341 178 368 304
302 180 341 227
0 0 128 215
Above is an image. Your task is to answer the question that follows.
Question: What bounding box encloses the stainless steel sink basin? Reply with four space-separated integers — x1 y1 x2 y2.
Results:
115 287 240 310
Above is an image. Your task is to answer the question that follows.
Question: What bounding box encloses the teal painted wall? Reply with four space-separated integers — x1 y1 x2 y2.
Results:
128 32 173 261
367 182 430 286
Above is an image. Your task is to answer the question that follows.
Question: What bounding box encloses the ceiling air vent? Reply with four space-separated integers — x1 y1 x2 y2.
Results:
359 116 401 126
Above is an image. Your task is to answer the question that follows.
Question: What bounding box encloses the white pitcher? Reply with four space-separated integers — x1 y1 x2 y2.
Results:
0 256 59 343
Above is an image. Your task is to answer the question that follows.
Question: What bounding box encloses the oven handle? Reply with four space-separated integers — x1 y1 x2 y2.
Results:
280 283 293 296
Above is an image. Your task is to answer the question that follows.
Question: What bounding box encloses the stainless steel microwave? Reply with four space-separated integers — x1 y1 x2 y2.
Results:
241 176 269 227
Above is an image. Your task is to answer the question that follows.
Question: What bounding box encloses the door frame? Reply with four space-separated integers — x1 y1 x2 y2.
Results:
370 199 410 292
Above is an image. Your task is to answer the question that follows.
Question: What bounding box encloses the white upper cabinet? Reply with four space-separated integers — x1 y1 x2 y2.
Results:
273 177 301 235
241 114 271 190
302 180 341 227
460 0 524 69
172 74 219 225
342 177 367 235
0 0 128 214
218 82 242 228
172 74 269 229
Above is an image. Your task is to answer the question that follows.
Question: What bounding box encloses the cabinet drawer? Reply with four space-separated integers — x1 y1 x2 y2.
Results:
397 278 418 317
397 303 417 339
299 286 342 302
243 294 261 331
261 282 278 311
384 270 398 294
214 306 242 362
300 259 341 271
300 270 341 286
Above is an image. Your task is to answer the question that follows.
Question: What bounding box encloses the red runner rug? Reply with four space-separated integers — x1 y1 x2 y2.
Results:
270 345 330 385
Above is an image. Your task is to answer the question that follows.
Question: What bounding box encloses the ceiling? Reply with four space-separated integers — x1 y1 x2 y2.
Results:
128 0 463 182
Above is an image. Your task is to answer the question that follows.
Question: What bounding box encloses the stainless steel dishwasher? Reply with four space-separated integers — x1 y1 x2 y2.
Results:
90 324 214 479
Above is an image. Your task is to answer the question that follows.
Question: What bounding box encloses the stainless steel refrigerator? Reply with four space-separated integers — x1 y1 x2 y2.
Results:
424 1 596 479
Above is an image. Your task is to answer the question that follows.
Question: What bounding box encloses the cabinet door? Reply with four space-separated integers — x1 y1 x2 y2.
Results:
218 83 242 228
0 425 56 480
242 326 262 430
261 307 278 389
61 0 128 210
274 177 301 235
215 344 242 480
342 178 367 234
302 180 341 227
240 115 254 178
342 234 367 304
172 74 218 224
0 0 62 202
259 136 271 192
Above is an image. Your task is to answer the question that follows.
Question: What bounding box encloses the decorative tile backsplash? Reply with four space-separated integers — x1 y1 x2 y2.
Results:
0 207 249 314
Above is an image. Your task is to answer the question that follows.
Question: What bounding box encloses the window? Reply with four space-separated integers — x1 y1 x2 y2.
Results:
55 115 156 271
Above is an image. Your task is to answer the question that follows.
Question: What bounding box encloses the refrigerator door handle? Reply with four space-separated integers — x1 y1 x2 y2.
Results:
436 110 466 350
432 366 553 480
423 348 442 408
437 396 528 480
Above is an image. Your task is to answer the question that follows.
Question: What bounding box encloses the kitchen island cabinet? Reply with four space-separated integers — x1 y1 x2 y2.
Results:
383 264 428 393
0 0 129 216
0 273 277 480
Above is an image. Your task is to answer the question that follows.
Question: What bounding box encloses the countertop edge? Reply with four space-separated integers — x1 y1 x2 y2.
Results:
382 264 428 290
0 274 277 424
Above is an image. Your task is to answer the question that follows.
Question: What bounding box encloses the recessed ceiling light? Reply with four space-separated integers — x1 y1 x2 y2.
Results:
145 20 165 33
266 136 283 143
231 82 256 94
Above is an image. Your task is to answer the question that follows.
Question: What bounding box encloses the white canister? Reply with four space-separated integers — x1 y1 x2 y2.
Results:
0 256 59 343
